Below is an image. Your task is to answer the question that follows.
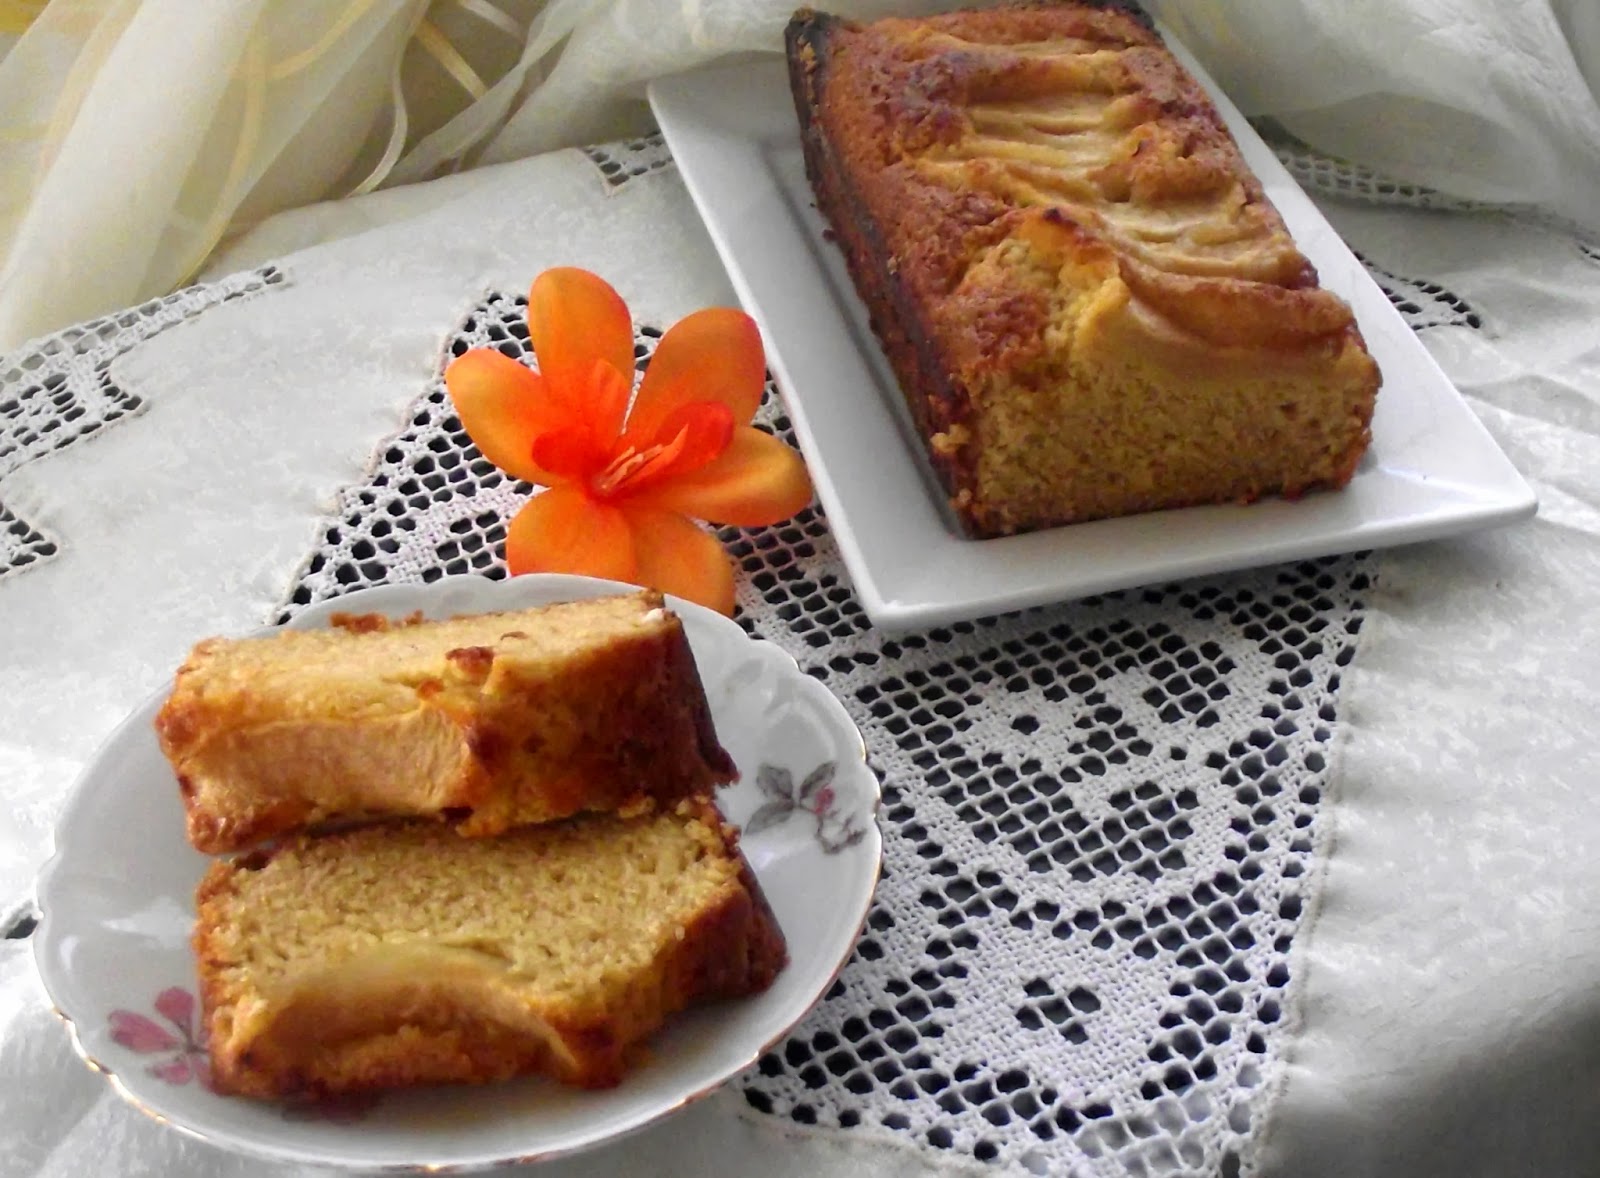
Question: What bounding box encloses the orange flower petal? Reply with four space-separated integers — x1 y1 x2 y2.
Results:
627 308 766 441
585 358 632 448
653 401 736 474
530 425 608 485
631 426 813 527
622 507 737 616
527 268 636 407
505 485 636 582
445 349 574 485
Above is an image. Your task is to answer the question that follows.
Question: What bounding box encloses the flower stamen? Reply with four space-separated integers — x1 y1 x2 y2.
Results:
592 444 658 498
591 420 694 499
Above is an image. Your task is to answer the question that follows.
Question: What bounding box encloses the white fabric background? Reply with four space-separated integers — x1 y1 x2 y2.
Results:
3 3 1600 1170
2 140 1600 1175
1147 0 1600 231
0 0 1596 348
1257 204 1600 1177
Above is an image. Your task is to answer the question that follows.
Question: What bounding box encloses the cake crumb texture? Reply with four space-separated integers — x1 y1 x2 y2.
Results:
195 801 787 1097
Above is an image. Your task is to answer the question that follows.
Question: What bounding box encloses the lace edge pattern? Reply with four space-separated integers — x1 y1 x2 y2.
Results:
1355 253 1485 332
581 131 676 194
0 265 288 584
1260 122 1499 216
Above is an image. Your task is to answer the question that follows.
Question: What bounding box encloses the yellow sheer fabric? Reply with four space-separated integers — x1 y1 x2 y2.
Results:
0 0 583 349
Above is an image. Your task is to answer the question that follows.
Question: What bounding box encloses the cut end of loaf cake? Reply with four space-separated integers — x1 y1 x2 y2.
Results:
157 592 736 852
787 4 1379 538
195 800 787 1098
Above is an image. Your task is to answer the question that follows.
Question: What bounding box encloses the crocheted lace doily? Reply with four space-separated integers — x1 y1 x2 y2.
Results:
267 276 1370 1176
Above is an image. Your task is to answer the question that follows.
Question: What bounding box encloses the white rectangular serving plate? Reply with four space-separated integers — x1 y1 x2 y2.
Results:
648 41 1536 633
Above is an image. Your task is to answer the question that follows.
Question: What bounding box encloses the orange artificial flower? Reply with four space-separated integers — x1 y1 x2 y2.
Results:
445 268 813 615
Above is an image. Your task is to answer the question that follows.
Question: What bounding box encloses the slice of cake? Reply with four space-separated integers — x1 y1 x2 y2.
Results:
156 592 735 853
194 800 787 1097
786 3 1381 538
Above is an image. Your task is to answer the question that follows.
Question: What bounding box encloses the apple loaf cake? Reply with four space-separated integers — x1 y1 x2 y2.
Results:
786 2 1380 538
156 592 735 852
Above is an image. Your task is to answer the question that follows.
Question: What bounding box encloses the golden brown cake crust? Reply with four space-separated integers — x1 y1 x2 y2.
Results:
194 800 787 1098
157 592 736 852
787 3 1380 537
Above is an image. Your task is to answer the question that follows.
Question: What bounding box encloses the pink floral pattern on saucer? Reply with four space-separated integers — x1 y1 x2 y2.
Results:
744 761 867 854
109 987 210 1089
107 986 380 1122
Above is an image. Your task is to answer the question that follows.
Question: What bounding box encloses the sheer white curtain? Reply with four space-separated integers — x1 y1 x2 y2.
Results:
0 0 1596 352
0 0 544 349
1148 0 1600 224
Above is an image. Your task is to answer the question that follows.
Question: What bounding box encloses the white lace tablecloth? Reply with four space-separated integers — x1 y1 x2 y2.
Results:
2 132 1599 1178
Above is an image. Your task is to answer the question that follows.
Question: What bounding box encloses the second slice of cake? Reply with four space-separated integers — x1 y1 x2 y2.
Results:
157 591 735 852
195 801 787 1097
